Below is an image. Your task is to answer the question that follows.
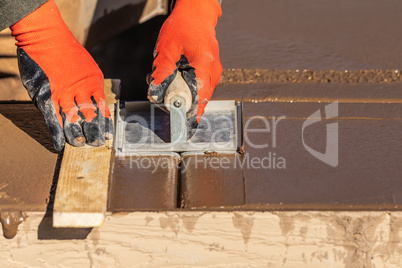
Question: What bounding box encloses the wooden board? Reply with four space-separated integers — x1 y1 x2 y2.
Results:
53 79 119 228
3 211 402 267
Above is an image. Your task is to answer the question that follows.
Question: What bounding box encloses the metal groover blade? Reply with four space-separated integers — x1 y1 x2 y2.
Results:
114 100 238 155
170 95 187 143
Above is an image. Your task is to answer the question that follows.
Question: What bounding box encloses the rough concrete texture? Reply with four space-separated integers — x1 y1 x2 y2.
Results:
108 154 180 211
180 153 245 208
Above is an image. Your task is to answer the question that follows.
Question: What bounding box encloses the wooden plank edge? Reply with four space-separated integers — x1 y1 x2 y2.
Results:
52 79 120 228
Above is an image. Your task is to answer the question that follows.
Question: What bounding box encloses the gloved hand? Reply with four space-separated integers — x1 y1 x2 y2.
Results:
10 0 113 152
147 0 222 126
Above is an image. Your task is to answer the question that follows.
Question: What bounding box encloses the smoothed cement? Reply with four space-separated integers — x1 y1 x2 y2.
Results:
0 108 57 211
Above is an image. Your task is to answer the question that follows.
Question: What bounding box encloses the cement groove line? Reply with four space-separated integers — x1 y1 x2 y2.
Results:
221 69 402 84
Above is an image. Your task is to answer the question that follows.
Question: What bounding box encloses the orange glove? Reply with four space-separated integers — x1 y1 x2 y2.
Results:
147 0 222 125
10 0 112 152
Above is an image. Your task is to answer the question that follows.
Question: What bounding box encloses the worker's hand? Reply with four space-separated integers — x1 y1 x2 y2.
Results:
147 0 222 125
10 0 113 152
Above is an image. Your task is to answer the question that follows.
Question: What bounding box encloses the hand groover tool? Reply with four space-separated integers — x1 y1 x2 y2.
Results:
114 71 242 156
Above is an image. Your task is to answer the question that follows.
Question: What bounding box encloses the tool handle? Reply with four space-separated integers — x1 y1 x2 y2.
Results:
164 71 192 113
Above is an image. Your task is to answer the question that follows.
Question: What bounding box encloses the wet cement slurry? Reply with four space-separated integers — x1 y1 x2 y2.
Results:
0 211 26 239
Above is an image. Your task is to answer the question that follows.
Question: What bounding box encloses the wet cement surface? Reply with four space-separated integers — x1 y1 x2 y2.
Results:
241 102 402 207
1 89 401 213
87 0 402 102
109 98 402 210
108 154 180 211
175 101 402 209
180 153 245 208
0 104 57 212
1 0 402 214
218 0 402 70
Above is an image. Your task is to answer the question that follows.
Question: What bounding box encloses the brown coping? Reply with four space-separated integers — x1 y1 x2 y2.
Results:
241 102 402 207
108 101 402 211
180 153 245 208
1 82 402 212
2 0 402 212
177 102 402 210
108 154 180 211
